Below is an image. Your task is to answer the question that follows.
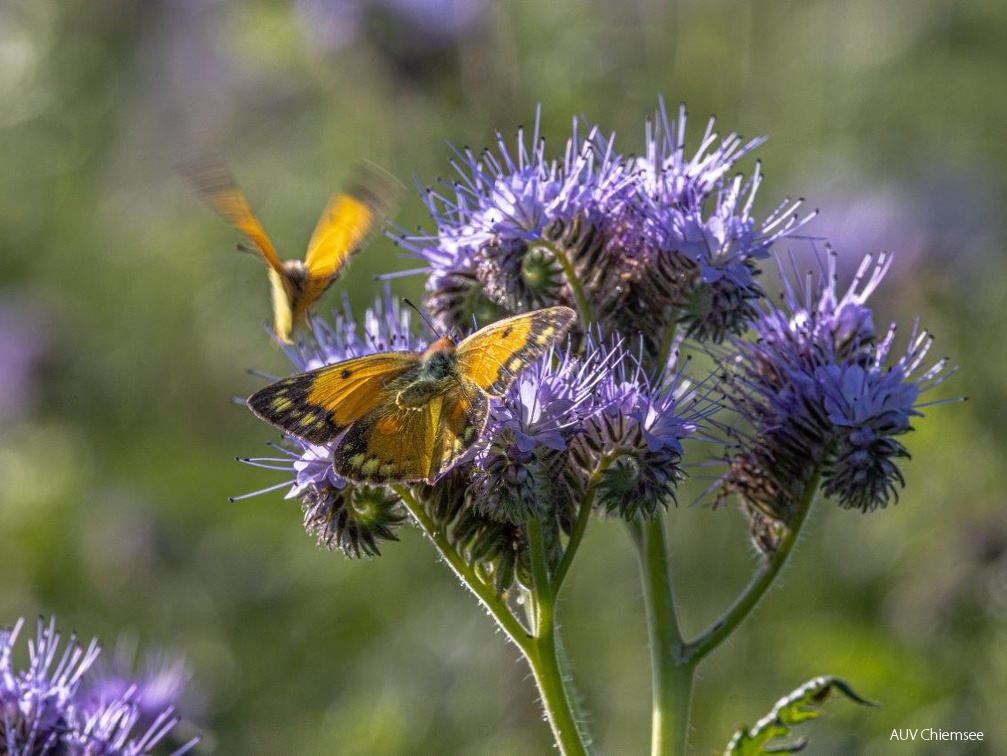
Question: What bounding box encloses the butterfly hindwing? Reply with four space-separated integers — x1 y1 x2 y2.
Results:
455 306 577 396
247 352 420 446
332 380 489 484
433 379 490 474
333 398 437 483
268 269 298 345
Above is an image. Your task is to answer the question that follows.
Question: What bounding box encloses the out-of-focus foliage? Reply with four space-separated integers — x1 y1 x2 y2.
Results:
1 0 1002 752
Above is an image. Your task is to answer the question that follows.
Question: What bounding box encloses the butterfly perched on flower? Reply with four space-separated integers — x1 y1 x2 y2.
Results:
247 306 577 484
180 156 401 343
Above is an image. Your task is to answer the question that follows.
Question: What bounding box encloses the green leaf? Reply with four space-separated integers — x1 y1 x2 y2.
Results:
722 676 878 754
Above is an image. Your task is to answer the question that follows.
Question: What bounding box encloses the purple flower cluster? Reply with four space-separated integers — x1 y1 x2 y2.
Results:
0 616 197 755
470 335 705 525
716 251 955 553
396 100 805 362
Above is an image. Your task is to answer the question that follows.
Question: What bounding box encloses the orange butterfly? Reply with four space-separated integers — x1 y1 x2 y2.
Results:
181 157 400 343
247 306 577 484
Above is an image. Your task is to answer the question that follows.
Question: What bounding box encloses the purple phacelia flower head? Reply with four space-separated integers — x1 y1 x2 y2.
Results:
395 107 636 331
580 344 708 520
636 102 809 345
397 100 808 374
0 616 198 755
470 335 616 524
717 250 957 553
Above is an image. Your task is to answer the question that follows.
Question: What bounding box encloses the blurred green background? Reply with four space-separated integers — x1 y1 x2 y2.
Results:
1 1 1003 752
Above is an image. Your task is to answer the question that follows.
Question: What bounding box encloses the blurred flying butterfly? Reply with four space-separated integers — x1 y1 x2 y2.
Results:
247 306 578 484
181 156 401 343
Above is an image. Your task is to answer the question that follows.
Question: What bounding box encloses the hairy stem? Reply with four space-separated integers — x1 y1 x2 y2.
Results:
393 485 532 649
398 486 589 754
527 518 593 754
552 454 615 595
683 472 821 664
653 318 679 380
633 470 821 754
632 515 691 756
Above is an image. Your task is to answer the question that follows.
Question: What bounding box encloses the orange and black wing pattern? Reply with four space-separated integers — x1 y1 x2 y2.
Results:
332 382 488 484
247 352 420 446
455 306 577 396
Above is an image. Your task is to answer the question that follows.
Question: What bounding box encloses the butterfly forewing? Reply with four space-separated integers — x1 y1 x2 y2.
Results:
247 352 419 446
179 156 285 273
304 162 402 280
456 306 577 396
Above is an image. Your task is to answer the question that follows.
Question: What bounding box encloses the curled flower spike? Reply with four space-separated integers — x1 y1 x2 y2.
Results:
0 616 198 755
639 109 808 344
399 100 808 379
302 483 407 557
581 344 709 520
396 108 636 331
717 250 958 552
471 336 611 524
415 467 534 594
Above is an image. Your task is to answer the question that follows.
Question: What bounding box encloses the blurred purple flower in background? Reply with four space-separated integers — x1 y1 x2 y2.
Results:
803 167 1003 287
0 616 198 755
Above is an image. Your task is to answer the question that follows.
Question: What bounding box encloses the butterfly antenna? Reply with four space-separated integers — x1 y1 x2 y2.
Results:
403 298 444 339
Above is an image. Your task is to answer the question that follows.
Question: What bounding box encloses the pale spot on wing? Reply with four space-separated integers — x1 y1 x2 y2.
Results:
535 326 556 344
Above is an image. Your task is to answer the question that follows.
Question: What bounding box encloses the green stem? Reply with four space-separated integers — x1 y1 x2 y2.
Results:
549 242 595 324
633 471 821 754
552 454 615 596
683 471 821 664
653 319 678 378
396 486 589 754
526 518 592 755
633 515 691 756
393 486 532 652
